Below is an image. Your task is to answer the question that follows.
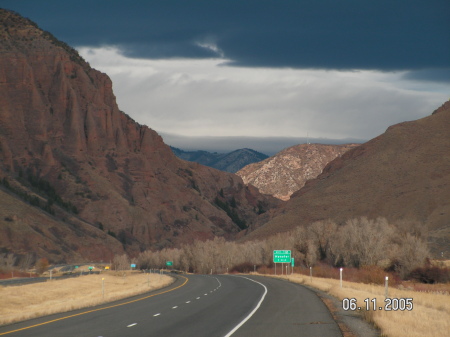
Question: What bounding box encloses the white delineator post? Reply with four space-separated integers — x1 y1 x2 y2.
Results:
340 268 343 288
385 276 389 298
310 266 312 283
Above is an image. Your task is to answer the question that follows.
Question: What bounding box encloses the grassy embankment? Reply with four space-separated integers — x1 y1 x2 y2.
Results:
0 271 173 326
270 272 449 337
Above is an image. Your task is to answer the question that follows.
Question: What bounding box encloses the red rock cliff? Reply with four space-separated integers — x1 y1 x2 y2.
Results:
0 9 279 260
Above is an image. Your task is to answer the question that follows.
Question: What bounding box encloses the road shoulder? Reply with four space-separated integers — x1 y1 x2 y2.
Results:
261 275 380 337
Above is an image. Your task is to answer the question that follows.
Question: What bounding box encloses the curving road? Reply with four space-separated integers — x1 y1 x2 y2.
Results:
0 274 341 337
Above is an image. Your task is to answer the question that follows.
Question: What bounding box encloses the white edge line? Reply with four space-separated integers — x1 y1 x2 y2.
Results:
127 323 137 327
223 276 268 337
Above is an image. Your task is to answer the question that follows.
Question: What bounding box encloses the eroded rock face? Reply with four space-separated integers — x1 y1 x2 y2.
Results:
0 9 280 261
237 144 358 200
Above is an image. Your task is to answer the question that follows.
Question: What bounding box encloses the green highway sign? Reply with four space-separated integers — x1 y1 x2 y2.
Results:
166 261 173 266
273 250 291 263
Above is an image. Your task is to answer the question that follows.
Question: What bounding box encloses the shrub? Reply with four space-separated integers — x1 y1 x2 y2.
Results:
35 258 49 274
230 262 257 273
408 266 450 284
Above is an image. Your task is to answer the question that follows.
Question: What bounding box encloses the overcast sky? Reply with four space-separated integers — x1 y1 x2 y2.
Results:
3 0 449 154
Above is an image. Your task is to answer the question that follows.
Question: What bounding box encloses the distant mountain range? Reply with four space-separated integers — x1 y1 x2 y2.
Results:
170 147 269 173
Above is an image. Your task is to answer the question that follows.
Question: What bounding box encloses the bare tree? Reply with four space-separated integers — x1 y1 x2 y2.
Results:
306 239 318 267
307 220 337 262
395 233 429 278
330 217 395 268
112 254 130 270
19 253 35 271
0 253 16 271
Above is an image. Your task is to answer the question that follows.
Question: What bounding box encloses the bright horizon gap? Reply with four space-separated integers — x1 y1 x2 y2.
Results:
78 46 449 152
159 132 368 156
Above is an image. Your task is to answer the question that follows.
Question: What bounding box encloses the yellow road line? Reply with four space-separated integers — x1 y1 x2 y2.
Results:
0 275 189 336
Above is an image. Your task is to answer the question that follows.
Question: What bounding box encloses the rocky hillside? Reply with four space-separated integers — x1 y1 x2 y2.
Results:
171 147 269 173
247 101 450 256
0 9 280 263
236 144 358 200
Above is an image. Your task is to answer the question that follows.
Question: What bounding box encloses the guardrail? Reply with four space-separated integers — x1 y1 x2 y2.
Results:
0 271 101 287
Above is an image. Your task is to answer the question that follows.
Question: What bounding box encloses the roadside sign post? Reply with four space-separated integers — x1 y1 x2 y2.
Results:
273 250 291 276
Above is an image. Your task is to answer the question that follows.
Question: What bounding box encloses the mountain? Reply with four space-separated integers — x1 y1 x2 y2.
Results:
0 9 280 263
246 101 450 256
236 143 359 200
171 147 269 173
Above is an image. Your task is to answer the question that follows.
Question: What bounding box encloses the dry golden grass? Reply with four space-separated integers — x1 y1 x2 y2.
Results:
431 259 450 268
269 273 449 337
0 271 173 326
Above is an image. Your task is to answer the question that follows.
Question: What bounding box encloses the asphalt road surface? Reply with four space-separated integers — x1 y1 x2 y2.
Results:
0 274 342 337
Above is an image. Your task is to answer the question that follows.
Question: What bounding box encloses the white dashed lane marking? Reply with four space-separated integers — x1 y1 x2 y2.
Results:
107 276 226 333
144 276 224 325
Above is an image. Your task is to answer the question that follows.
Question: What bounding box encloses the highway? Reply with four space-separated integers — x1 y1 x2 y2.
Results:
0 274 342 337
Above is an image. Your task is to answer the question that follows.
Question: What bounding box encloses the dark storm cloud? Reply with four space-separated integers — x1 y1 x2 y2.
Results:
403 69 450 83
3 0 450 74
